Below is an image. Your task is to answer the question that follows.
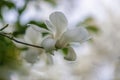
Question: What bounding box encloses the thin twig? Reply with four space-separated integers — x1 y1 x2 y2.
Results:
0 24 9 31
0 32 44 49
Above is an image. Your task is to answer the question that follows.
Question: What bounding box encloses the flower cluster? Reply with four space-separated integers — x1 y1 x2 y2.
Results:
24 11 90 62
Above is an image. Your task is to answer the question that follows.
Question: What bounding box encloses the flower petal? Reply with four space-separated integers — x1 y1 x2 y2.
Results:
23 48 40 64
49 11 68 37
64 46 76 61
45 20 56 37
62 27 91 43
45 20 56 33
27 24 50 33
41 36 56 51
24 26 42 45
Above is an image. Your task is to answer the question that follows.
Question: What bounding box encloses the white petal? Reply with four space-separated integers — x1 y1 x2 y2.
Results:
41 36 56 51
24 26 42 45
45 20 56 37
64 46 76 61
45 20 56 33
49 11 68 37
62 27 91 43
27 24 50 33
24 49 40 64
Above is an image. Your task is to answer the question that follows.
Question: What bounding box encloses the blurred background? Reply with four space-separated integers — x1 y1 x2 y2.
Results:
0 0 120 80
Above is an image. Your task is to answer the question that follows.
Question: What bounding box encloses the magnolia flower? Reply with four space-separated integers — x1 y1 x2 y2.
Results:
29 11 90 61
24 26 43 45
24 26 53 64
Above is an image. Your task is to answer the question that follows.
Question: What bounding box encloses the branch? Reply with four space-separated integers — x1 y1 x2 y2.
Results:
0 24 9 31
0 32 44 49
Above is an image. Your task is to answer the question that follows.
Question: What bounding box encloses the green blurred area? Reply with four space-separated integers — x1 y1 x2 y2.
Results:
77 17 99 34
0 36 21 69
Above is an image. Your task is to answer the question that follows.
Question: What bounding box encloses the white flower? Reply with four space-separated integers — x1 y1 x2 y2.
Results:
24 26 43 45
23 26 53 64
29 11 91 61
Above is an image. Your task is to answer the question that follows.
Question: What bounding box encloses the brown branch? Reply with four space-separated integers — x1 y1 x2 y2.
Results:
0 24 9 31
0 32 44 49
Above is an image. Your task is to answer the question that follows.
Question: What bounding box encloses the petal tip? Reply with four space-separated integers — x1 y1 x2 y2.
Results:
64 57 76 61
50 11 64 15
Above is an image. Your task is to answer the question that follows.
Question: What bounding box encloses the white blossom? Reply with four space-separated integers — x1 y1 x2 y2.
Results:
23 26 53 64
29 11 91 61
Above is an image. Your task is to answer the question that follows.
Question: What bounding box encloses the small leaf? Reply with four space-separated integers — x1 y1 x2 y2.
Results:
28 21 48 30
42 32 49 37
0 1 15 9
86 25 99 33
44 0 57 6
62 48 68 55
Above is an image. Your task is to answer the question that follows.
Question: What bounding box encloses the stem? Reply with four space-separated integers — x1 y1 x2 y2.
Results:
0 24 9 31
0 32 44 49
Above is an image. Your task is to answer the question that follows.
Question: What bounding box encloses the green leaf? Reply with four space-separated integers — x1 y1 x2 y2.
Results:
0 1 15 9
45 0 57 6
86 25 99 33
13 22 27 37
42 32 49 37
62 48 68 55
77 17 93 27
28 21 48 29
